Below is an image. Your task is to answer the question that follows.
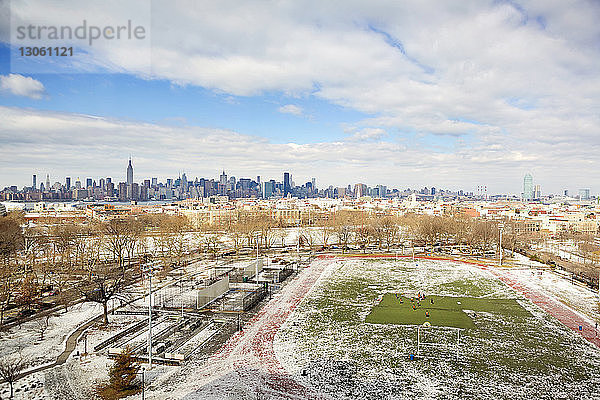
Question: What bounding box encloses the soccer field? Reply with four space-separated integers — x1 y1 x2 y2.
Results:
366 294 527 329
273 258 600 400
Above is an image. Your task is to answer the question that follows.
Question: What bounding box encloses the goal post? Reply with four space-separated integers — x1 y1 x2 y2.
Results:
416 325 461 360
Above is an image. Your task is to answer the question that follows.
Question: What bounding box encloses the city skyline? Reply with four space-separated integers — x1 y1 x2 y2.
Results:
2 1 600 194
2 158 595 201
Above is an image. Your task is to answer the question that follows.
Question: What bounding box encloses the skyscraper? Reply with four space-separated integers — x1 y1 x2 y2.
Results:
45 174 50 191
32 174 36 190
523 173 533 201
579 188 590 200
181 173 188 193
66 177 71 190
283 172 291 196
126 158 134 187
220 170 227 185
533 184 541 200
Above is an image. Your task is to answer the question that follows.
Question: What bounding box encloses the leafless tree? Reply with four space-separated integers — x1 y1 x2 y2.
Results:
0 215 23 324
0 353 28 399
334 211 354 253
472 220 498 252
79 264 126 325
36 314 51 340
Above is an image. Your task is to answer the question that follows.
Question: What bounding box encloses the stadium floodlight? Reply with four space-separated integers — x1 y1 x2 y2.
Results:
498 223 505 265
142 260 161 369
254 231 260 283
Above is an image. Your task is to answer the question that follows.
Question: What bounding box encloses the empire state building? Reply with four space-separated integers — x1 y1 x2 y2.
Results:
127 158 134 186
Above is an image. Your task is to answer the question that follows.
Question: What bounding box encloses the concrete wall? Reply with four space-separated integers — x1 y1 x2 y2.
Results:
243 259 264 278
197 276 230 308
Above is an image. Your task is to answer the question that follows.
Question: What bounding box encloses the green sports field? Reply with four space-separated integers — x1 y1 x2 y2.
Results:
366 294 528 329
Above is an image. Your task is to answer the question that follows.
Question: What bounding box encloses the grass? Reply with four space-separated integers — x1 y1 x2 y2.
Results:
366 294 528 329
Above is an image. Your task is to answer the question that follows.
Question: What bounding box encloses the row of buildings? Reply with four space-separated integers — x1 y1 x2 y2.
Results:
5 192 599 238
2 160 474 202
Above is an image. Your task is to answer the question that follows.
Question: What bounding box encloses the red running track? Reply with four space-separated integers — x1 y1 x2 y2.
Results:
177 256 333 399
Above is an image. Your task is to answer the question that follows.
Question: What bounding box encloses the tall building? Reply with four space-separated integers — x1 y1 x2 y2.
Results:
533 184 541 200
32 174 36 190
283 172 291 196
579 188 590 200
65 177 71 190
118 182 127 201
354 183 367 198
126 158 134 187
220 170 227 185
45 174 50 191
523 173 533 201
181 173 188 193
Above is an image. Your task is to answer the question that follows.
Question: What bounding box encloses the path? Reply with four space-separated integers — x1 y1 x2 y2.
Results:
16 314 104 380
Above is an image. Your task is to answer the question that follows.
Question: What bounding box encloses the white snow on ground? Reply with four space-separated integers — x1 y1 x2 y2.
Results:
0 302 102 365
500 267 600 323
273 258 600 400
0 302 103 399
4 255 600 399
508 252 549 269
504 252 599 321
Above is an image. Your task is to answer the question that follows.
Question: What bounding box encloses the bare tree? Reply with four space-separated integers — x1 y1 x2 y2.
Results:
36 314 51 340
472 220 498 253
0 353 28 399
104 219 130 273
0 216 23 324
334 211 354 253
79 264 126 325
320 217 336 248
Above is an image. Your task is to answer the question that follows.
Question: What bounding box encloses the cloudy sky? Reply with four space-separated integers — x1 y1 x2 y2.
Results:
1 0 599 195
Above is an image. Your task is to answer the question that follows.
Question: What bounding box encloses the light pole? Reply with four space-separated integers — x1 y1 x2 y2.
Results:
181 266 184 318
297 217 301 271
141 367 145 400
148 267 153 368
498 223 504 265
254 232 260 284
143 261 159 369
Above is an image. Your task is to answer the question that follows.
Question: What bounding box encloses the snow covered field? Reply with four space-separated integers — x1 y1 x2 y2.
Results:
273 258 600 399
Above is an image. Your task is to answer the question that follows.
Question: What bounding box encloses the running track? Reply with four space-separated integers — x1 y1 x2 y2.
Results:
170 257 334 399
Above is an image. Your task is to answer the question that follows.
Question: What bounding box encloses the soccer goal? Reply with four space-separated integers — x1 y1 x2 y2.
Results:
416 325 461 360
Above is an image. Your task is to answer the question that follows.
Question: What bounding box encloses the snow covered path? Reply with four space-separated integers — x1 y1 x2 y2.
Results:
153 257 334 399
489 268 600 348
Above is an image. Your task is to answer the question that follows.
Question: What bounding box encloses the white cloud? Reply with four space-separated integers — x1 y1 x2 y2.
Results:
0 74 45 99
278 104 303 116
4 1 600 193
345 127 387 142
1 106 599 194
